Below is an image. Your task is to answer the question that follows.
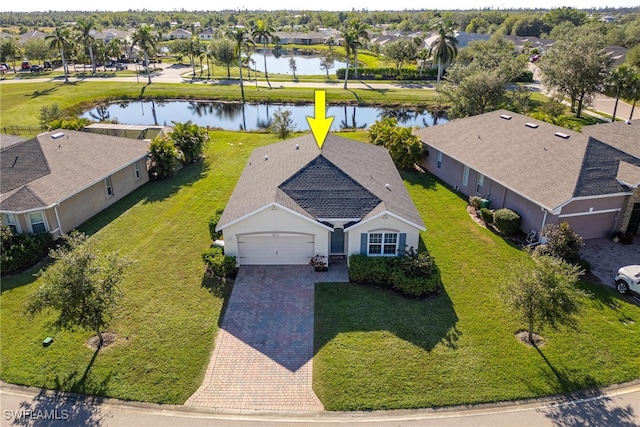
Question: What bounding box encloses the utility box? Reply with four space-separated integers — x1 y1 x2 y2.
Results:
480 199 491 209
43 337 53 347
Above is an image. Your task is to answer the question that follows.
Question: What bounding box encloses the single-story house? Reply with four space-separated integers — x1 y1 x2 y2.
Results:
216 134 425 266
165 29 192 40
415 110 640 239
1 130 149 239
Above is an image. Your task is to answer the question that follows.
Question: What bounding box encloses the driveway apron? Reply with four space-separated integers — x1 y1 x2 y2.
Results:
185 265 348 411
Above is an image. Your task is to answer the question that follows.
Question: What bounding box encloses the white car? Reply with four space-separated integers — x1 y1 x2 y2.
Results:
615 265 640 296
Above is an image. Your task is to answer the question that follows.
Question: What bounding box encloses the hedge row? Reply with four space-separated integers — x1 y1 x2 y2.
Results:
336 67 438 81
201 246 237 279
1 226 54 275
349 249 440 297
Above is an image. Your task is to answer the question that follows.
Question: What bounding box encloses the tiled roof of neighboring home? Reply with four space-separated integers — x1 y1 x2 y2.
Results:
0 134 26 150
218 134 424 230
582 119 640 158
414 110 589 211
1 130 148 212
573 137 640 197
415 110 640 211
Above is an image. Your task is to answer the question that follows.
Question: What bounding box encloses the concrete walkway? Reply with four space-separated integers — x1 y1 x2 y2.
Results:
185 265 349 411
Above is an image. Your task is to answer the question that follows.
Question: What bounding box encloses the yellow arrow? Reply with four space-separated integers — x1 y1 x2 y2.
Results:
306 90 334 149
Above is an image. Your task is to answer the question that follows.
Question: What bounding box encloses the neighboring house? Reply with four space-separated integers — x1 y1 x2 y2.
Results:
0 134 25 150
18 30 47 45
1 130 149 239
217 134 425 266
91 28 132 44
165 29 192 40
415 110 640 239
273 31 331 45
199 28 215 40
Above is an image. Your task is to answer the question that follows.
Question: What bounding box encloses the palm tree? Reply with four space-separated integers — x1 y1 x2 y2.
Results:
428 19 459 83
607 64 634 122
75 17 97 74
340 27 359 90
206 42 216 80
348 20 369 80
131 25 159 85
625 69 640 120
46 27 73 84
252 20 274 88
228 27 255 102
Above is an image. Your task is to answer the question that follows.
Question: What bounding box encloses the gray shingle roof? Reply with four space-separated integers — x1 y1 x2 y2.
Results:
218 134 425 230
414 110 639 211
616 161 640 188
1 130 148 212
582 119 640 158
279 156 381 219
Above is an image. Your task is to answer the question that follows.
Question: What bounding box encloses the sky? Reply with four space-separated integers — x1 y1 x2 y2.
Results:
1 0 638 13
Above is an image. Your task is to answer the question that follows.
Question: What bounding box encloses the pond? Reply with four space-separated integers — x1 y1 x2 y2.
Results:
82 101 448 132
249 49 347 76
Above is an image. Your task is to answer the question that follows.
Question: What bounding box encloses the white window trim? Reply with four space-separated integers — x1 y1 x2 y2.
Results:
134 160 141 180
3 213 21 233
368 232 399 256
462 165 469 187
105 176 114 198
436 151 443 169
476 173 485 194
27 211 48 234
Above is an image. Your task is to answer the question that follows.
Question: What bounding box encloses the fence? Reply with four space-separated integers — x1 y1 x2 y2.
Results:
1 126 41 137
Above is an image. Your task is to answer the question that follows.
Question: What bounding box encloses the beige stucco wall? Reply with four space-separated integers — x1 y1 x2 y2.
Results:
53 160 149 237
221 204 330 259
346 214 421 257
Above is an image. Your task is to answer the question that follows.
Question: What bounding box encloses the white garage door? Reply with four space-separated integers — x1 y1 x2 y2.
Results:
238 233 315 265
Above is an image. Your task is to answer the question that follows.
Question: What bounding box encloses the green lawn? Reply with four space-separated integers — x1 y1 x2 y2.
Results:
0 130 282 403
313 171 640 410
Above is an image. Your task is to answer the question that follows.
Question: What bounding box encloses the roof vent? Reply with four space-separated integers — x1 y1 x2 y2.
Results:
264 155 268 161
500 114 512 120
525 122 538 128
295 144 299 150
51 132 65 139
554 132 570 139
385 183 391 191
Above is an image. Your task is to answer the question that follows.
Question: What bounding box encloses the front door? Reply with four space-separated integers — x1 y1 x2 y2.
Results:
330 228 345 254
626 203 640 235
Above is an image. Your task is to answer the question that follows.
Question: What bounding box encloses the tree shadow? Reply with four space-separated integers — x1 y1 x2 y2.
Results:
314 278 460 356
27 87 58 98
10 348 110 426
401 170 438 191
78 160 209 236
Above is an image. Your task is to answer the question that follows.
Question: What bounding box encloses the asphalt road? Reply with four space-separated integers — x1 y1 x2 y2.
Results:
2 381 640 427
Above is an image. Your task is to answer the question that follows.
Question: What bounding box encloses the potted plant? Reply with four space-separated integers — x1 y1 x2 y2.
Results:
309 254 328 271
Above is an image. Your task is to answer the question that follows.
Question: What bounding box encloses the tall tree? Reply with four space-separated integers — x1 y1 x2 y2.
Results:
288 57 297 80
319 52 335 79
131 25 159 85
75 17 98 74
501 255 586 345
539 34 611 118
25 232 131 347
606 64 635 122
429 19 459 83
211 37 235 78
252 20 274 88
45 26 73 84
340 27 359 90
382 38 418 74
0 37 21 72
625 70 640 120
228 27 254 102
348 19 369 79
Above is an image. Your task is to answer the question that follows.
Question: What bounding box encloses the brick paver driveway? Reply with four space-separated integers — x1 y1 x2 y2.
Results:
185 265 348 411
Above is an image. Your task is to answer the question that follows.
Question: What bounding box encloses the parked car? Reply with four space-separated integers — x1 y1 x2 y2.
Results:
615 265 640 296
43 61 52 70
21 61 31 70
30 65 42 73
115 62 128 70
0 63 9 73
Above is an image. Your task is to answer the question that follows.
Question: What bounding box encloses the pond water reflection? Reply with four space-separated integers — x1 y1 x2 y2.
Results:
249 49 347 76
82 100 448 131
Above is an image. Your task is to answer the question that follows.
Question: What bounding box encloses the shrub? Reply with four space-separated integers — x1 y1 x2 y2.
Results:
149 135 180 180
337 67 437 81
1 226 53 275
349 248 440 297
201 247 237 278
48 117 91 130
469 196 482 210
493 208 521 235
169 120 208 165
533 222 583 265
208 207 225 241
479 208 494 224
269 108 296 140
